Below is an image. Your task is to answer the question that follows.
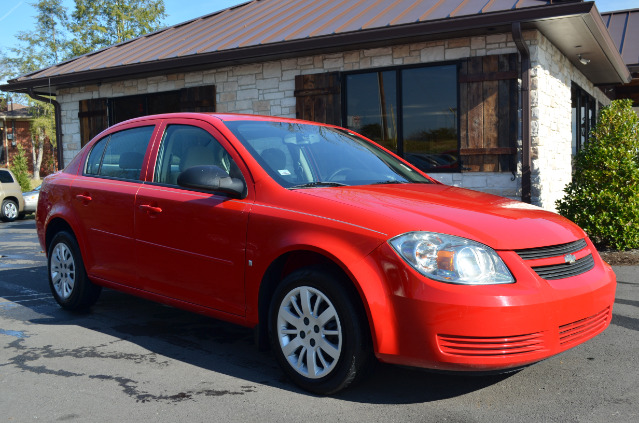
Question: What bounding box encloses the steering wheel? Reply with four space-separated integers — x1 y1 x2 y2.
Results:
327 167 351 181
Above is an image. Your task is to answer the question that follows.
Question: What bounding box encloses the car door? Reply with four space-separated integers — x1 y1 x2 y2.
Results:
70 123 157 287
134 120 252 316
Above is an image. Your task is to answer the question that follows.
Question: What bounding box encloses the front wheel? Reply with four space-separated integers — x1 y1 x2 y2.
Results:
48 231 102 310
268 267 371 395
1 199 19 222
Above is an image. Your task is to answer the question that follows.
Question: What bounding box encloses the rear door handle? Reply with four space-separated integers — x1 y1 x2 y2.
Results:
75 194 92 202
139 204 163 214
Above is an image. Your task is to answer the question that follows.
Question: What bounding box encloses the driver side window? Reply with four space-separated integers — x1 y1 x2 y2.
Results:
154 124 243 186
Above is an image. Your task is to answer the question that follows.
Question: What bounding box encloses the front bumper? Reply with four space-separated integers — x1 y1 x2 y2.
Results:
359 242 617 372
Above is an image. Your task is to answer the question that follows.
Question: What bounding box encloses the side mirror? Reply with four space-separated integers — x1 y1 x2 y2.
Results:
177 165 245 198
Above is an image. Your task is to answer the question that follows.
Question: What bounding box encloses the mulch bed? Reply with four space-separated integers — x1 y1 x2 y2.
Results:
598 249 639 266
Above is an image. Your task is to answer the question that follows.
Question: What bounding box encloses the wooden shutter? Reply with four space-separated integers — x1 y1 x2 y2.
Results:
295 72 341 125
459 54 518 172
179 85 216 112
78 99 108 147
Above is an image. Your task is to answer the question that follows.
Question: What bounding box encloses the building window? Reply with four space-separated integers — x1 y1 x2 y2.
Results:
344 64 459 172
110 90 183 125
571 83 597 155
78 85 216 147
345 71 398 152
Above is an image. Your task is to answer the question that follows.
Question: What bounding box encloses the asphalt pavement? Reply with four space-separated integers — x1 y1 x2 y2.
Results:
1 219 638 422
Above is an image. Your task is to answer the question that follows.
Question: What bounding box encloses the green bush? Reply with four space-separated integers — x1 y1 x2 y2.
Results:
556 99 639 250
9 144 32 192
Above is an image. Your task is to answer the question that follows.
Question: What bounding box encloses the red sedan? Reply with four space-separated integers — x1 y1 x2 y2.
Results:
36 113 616 394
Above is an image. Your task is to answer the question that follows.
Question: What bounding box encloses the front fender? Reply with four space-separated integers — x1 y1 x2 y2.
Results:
243 203 396 353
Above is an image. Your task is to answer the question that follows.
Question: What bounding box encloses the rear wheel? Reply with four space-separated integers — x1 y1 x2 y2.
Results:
268 266 371 395
48 231 101 310
1 199 19 222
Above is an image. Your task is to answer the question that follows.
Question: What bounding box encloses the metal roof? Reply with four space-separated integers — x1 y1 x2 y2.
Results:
601 8 639 70
1 0 631 93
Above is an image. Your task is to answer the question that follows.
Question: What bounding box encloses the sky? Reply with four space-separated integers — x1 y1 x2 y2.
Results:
0 0 636 56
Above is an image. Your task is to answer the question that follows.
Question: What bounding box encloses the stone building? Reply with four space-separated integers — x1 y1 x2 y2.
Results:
1 0 635 211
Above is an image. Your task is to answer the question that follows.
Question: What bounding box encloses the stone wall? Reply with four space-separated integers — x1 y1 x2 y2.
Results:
529 32 609 211
56 29 608 210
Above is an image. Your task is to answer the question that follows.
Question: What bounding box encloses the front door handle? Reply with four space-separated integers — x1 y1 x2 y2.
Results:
139 204 163 214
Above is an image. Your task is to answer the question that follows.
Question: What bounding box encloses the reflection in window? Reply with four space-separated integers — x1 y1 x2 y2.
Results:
154 125 241 186
84 126 154 180
571 83 597 156
345 65 458 172
345 71 397 151
225 121 431 188
402 66 458 172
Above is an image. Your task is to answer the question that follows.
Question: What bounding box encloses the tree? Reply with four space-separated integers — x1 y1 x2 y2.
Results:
556 99 639 250
3 0 70 77
10 145 32 192
29 102 57 180
69 0 166 56
2 0 166 179
1 1 68 179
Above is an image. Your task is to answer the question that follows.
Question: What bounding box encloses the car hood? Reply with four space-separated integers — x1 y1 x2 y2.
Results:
294 183 585 251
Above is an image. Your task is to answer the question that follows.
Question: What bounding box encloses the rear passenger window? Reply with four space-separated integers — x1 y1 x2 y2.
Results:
84 126 154 180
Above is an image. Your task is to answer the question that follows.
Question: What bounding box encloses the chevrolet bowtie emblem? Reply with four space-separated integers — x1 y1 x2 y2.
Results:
564 254 577 264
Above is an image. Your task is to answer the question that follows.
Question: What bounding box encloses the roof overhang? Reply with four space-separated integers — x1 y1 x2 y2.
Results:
1 2 630 95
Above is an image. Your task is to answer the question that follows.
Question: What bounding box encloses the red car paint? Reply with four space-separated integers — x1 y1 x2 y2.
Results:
37 113 616 373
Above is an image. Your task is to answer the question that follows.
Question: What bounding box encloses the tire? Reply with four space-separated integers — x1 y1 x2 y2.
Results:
48 231 102 310
268 266 372 395
1 199 19 222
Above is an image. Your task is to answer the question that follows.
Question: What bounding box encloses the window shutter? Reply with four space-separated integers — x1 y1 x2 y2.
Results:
459 54 518 172
78 99 108 147
179 85 216 112
294 72 342 125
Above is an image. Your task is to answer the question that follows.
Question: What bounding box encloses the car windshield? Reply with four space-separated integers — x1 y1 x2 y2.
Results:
224 121 432 189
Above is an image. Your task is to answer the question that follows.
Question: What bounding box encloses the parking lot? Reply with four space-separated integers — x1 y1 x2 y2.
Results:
1 219 638 422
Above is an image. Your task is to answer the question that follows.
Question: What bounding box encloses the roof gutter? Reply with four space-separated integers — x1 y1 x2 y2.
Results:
512 22 531 205
27 89 64 171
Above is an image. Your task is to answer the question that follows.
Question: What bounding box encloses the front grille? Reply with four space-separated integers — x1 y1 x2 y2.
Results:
559 307 610 346
515 239 587 260
515 239 594 280
438 332 546 357
531 254 595 280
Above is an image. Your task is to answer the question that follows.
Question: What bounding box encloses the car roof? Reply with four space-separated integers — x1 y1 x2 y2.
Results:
112 112 329 127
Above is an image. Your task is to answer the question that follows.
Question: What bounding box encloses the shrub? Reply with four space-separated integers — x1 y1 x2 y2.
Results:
556 99 639 250
9 144 32 192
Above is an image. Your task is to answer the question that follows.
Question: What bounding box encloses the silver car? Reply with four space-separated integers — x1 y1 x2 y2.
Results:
0 168 25 222
22 185 40 214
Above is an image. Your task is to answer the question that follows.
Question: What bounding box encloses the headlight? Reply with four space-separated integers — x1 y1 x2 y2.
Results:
389 232 514 285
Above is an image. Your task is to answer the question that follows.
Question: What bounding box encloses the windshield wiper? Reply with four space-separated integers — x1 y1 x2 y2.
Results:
289 181 348 189
371 180 408 185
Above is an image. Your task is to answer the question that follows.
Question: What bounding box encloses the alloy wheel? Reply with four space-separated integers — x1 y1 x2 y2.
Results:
276 286 343 379
50 242 76 300
2 201 18 220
